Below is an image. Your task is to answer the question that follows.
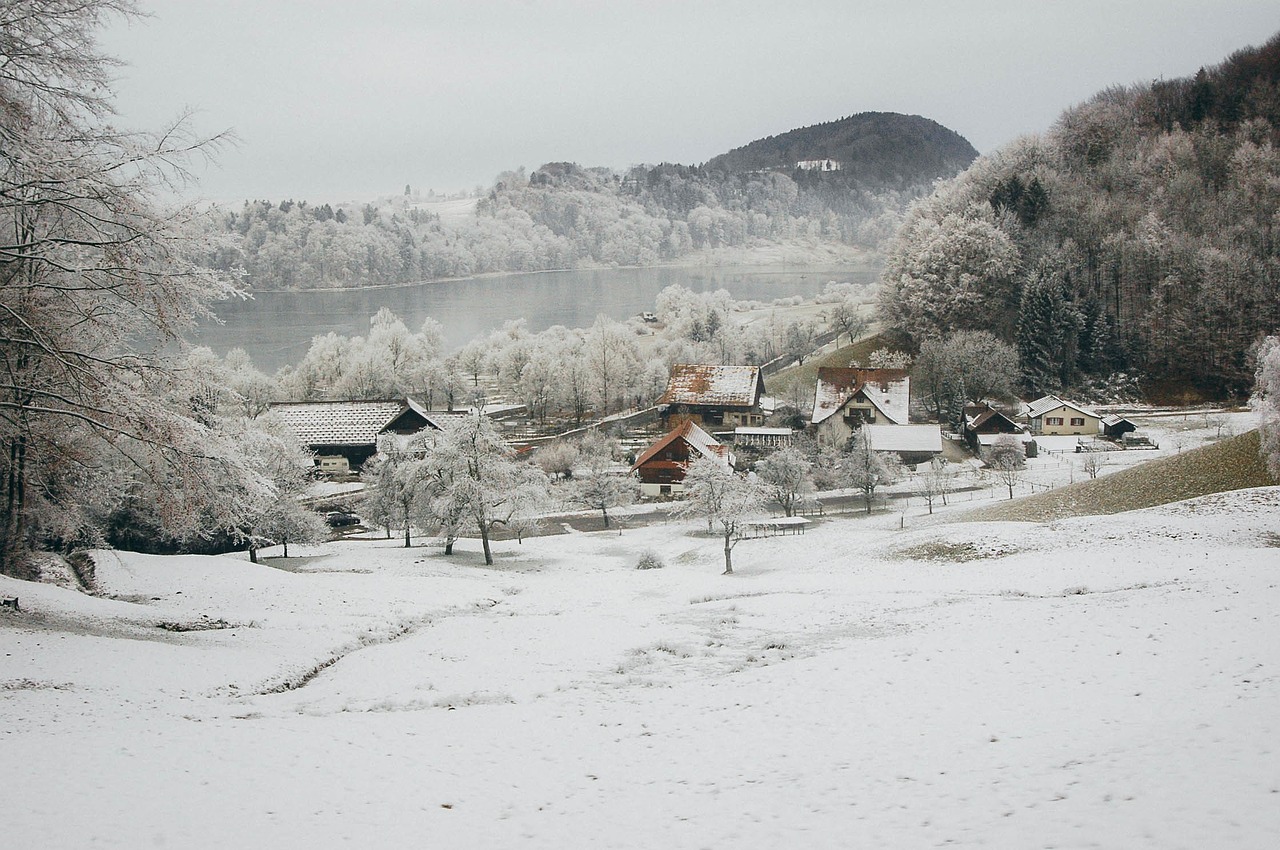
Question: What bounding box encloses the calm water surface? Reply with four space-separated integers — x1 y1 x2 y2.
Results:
189 264 878 373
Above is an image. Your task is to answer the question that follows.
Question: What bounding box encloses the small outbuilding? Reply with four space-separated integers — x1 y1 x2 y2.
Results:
1101 414 1138 440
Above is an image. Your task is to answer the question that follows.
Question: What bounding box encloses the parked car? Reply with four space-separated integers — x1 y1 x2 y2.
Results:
324 511 360 528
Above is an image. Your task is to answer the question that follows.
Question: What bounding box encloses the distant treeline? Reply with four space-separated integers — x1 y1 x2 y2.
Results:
205 113 980 291
878 32 1280 399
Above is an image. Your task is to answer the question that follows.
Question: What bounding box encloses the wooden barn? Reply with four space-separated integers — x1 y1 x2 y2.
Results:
631 420 735 497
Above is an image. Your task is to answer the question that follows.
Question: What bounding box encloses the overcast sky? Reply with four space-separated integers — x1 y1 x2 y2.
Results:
100 1 1278 205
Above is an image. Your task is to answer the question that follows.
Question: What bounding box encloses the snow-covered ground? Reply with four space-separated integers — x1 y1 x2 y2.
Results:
3 473 1279 848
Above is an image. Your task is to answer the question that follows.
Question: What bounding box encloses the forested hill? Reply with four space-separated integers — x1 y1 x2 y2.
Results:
878 32 1280 400
207 112 978 291
705 112 979 190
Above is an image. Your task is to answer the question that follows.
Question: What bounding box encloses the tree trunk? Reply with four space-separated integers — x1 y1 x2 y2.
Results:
283 538 289 558
248 544 258 564
722 533 733 575
404 523 411 548
444 540 454 555
601 506 610 529
481 523 493 565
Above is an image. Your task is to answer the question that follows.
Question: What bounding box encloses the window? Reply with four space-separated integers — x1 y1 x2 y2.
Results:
1046 417 1064 426
1070 417 1085 427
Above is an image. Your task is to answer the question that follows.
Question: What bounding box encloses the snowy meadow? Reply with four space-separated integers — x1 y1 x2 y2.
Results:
3 481 1278 848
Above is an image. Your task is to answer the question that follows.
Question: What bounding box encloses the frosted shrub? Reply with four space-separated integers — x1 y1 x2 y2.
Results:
635 549 665 570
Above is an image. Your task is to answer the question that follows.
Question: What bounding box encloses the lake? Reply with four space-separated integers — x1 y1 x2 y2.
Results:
188 264 878 373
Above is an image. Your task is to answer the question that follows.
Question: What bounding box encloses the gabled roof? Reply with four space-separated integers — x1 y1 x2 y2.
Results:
811 367 910 425
964 404 1021 431
1101 414 1136 427
658 364 763 408
271 400 408 447
1026 395 1100 420
862 424 942 453
631 420 732 471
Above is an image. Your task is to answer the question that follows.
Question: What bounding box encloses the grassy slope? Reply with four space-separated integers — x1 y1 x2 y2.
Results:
767 331 893 400
964 430 1278 523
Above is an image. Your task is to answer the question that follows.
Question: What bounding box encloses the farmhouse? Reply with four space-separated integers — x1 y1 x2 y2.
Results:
1024 395 1102 436
270 398 457 473
810 367 910 446
631 420 735 497
657 364 766 430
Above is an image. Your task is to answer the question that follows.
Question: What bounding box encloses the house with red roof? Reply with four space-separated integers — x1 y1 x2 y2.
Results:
631 420 735 497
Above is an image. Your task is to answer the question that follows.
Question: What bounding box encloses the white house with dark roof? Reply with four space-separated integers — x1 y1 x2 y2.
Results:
1023 395 1101 437
657 364 765 430
811 367 910 446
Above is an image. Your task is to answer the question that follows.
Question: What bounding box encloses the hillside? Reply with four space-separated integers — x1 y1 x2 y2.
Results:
878 31 1280 399
211 111 977 291
705 111 979 190
963 430 1279 523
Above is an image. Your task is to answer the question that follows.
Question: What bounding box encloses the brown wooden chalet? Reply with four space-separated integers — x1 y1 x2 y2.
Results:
270 397 458 473
657 364 765 430
810 367 910 446
961 402 1023 452
631 420 735 497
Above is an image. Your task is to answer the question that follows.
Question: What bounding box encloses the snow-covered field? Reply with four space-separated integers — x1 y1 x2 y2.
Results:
3 476 1279 848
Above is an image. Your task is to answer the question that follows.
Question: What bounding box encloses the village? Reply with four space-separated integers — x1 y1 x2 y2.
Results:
265 338 1220 549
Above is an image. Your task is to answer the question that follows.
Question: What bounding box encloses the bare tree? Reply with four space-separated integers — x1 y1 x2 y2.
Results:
984 434 1025 499
571 431 634 529
843 429 893 514
915 457 957 514
1080 450 1106 480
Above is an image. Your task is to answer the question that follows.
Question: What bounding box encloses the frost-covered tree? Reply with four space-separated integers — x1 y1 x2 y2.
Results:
843 430 894 514
754 446 813 517
570 431 635 529
1252 335 1280 478
915 457 957 514
676 457 765 575
234 417 327 561
423 413 549 564
0 1 240 570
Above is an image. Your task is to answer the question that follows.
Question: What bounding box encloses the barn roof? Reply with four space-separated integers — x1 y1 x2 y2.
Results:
658 364 763 408
631 420 733 471
270 398 451 447
862 424 943 453
811 367 910 425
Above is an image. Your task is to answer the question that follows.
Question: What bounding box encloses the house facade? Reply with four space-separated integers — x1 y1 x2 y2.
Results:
631 420 735 497
810 367 910 446
658 364 766 430
1024 396 1101 436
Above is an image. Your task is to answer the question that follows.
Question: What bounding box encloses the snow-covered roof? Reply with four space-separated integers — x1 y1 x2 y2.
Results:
631 420 733 471
659 364 763 408
1101 414 1136 427
811 368 910 425
1026 395 1100 420
271 400 409 446
862 424 942 453
975 432 1037 447
734 427 793 437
